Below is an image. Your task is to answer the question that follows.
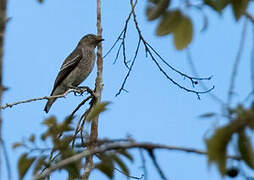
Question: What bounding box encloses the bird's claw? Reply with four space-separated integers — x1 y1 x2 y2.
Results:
73 88 85 96
69 86 95 97
74 91 83 96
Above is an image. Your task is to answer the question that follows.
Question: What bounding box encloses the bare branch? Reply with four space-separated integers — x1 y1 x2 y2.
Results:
116 38 141 96
245 12 254 23
227 19 248 106
0 88 88 110
114 0 214 98
139 149 148 180
114 168 144 180
250 24 254 100
32 141 241 180
146 43 212 83
70 95 92 148
83 0 103 178
147 150 168 180
1 139 11 180
0 0 8 175
103 0 137 60
186 49 226 106
69 96 92 118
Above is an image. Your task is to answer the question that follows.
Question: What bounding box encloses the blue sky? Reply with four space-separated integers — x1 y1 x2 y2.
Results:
2 0 254 179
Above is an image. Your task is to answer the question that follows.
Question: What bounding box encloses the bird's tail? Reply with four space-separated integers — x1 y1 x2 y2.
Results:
44 98 57 113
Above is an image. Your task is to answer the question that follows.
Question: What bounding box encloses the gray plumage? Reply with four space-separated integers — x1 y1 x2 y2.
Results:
44 34 104 113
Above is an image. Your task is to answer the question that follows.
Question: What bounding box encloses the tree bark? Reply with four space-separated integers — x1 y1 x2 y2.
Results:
83 0 103 179
0 0 7 178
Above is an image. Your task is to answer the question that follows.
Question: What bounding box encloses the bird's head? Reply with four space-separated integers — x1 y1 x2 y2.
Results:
78 34 104 48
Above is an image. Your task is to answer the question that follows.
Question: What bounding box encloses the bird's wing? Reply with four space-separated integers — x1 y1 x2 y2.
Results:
51 48 82 93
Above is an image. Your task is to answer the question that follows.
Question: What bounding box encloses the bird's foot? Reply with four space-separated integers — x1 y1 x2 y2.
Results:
69 86 84 96
69 86 95 97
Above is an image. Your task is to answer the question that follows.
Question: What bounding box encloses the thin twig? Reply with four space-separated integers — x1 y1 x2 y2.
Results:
103 0 137 60
227 19 248 106
70 96 92 118
1 139 11 180
70 95 92 148
32 141 241 180
114 168 144 180
128 0 214 99
147 43 212 83
116 38 141 96
186 49 226 106
147 150 167 180
0 88 86 110
139 149 147 180
251 24 254 97
245 12 254 23
242 23 254 103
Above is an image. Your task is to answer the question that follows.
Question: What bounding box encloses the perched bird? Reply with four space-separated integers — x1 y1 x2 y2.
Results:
44 34 104 113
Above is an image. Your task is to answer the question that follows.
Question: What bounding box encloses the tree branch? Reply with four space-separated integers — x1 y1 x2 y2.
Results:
186 49 226 106
108 0 214 97
0 88 90 110
245 12 254 23
83 0 103 178
129 0 214 99
0 0 8 177
32 141 241 180
227 19 248 107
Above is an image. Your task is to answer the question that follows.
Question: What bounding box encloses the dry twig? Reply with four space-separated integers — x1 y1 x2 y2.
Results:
0 88 89 110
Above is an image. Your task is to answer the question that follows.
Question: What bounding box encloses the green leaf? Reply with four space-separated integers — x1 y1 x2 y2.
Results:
95 159 114 179
33 156 47 175
206 126 234 176
58 116 74 134
146 0 170 21
12 142 23 149
156 10 193 49
112 154 129 175
86 101 111 122
56 136 74 150
29 134 35 143
148 0 160 4
18 153 36 180
173 15 193 50
65 164 80 179
42 116 57 127
238 131 254 169
204 0 231 13
231 0 249 20
117 149 134 162
156 10 182 36
41 131 49 141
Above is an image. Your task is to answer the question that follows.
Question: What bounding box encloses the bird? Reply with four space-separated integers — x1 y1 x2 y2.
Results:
44 34 104 113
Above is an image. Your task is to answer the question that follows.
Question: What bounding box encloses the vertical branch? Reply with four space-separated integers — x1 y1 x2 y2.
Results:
227 19 247 106
83 0 103 179
251 24 254 92
0 0 7 178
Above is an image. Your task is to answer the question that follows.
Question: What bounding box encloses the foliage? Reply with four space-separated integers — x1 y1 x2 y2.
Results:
86 101 111 122
10 0 254 179
146 0 251 50
205 104 254 176
14 105 133 179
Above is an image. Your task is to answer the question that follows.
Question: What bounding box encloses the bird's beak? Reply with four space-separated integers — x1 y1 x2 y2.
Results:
96 38 104 43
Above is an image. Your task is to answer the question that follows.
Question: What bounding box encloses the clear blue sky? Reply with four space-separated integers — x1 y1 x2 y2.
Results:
2 0 254 179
